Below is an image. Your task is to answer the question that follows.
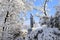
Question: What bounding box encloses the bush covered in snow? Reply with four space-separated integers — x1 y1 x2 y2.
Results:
25 27 60 40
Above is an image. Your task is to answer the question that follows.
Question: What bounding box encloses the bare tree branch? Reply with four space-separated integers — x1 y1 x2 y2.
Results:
44 0 48 16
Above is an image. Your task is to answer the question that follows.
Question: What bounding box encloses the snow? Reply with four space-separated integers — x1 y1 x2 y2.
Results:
0 0 60 40
25 26 60 40
16 24 60 40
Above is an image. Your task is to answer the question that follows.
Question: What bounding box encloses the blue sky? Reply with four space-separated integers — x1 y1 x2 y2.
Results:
24 0 59 25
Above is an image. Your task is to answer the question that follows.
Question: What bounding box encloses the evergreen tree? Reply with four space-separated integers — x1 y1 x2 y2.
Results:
54 6 60 29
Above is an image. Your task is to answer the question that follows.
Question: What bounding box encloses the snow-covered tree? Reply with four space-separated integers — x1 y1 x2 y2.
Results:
0 0 37 40
54 6 60 29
